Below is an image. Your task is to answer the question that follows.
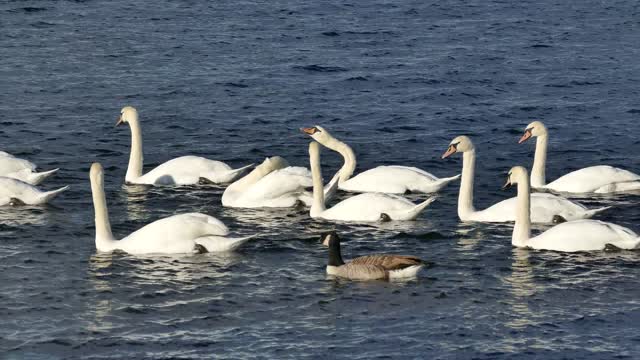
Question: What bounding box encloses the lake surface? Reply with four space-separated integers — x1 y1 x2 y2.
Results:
2 0 640 358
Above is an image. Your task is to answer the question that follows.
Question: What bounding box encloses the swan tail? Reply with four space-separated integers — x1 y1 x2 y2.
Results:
387 196 437 220
388 265 423 279
27 168 59 185
582 206 612 219
223 163 255 182
37 185 69 204
195 234 256 252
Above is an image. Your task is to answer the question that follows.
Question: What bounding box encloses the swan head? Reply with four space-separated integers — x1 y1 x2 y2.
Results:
442 135 474 159
320 230 339 247
503 166 528 189
519 121 547 143
300 125 331 142
90 162 104 186
115 106 138 127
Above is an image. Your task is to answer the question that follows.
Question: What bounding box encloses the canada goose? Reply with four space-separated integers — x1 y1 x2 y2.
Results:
321 231 424 280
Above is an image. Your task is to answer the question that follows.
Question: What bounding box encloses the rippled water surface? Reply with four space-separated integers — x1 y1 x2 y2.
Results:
2 0 640 358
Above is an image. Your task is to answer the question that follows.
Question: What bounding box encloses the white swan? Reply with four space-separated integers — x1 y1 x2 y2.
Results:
221 154 339 208
90 163 252 254
519 121 640 193
0 151 58 185
505 166 640 252
301 126 460 194
309 141 435 222
442 136 609 223
116 106 253 185
0 177 68 206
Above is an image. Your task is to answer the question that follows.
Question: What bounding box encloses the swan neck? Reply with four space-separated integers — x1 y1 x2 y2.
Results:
90 175 116 250
329 139 356 183
531 135 547 188
513 178 532 247
458 149 477 218
310 147 326 217
126 117 144 182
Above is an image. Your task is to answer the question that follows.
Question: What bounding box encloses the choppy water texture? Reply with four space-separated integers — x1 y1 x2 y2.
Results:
2 0 640 358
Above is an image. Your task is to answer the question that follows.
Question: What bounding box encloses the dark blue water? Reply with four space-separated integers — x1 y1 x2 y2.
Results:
2 0 640 358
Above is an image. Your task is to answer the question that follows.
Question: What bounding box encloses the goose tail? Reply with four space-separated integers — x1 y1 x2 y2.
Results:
27 168 59 185
195 234 256 252
388 265 424 279
37 185 69 204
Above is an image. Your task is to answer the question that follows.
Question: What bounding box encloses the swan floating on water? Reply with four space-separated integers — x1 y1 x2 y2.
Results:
116 106 253 186
519 121 640 193
309 141 435 222
302 126 460 194
442 135 609 223
0 176 68 206
90 162 253 254
0 151 58 185
322 231 424 280
504 166 640 252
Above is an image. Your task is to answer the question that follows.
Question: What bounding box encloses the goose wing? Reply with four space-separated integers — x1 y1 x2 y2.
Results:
350 255 423 270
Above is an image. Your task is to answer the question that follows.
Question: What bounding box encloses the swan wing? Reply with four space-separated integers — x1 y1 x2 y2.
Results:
529 220 640 252
235 166 312 203
341 166 456 193
547 165 640 193
117 213 229 254
0 152 36 174
471 193 591 223
0 177 44 205
320 193 417 222
137 156 233 185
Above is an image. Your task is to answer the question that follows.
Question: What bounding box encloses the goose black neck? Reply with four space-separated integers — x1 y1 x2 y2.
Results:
327 235 345 266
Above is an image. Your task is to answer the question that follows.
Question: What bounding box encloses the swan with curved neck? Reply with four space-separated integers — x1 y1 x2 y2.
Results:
519 121 640 193
442 135 609 223
309 141 435 222
116 106 253 185
90 162 252 254
221 154 339 208
0 151 59 185
301 126 460 194
504 166 639 251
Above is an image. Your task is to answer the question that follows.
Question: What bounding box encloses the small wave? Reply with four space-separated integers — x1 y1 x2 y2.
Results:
294 65 348 73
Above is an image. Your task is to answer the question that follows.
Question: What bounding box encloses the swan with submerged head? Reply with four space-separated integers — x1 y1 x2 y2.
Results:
116 106 253 185
504 166 640 252
442 135 609 223
519 121 640 193
301 126 460 194
0 151 59 185
90 162 253 254
0 177 68 206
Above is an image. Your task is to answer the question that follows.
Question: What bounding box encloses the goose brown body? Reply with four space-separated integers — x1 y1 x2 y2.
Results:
322 232 424 280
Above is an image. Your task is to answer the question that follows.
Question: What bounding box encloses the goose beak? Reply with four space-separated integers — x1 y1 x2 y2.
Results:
441 145 456 159
518 129 532 144
115 116 124 127
300 127 316 135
